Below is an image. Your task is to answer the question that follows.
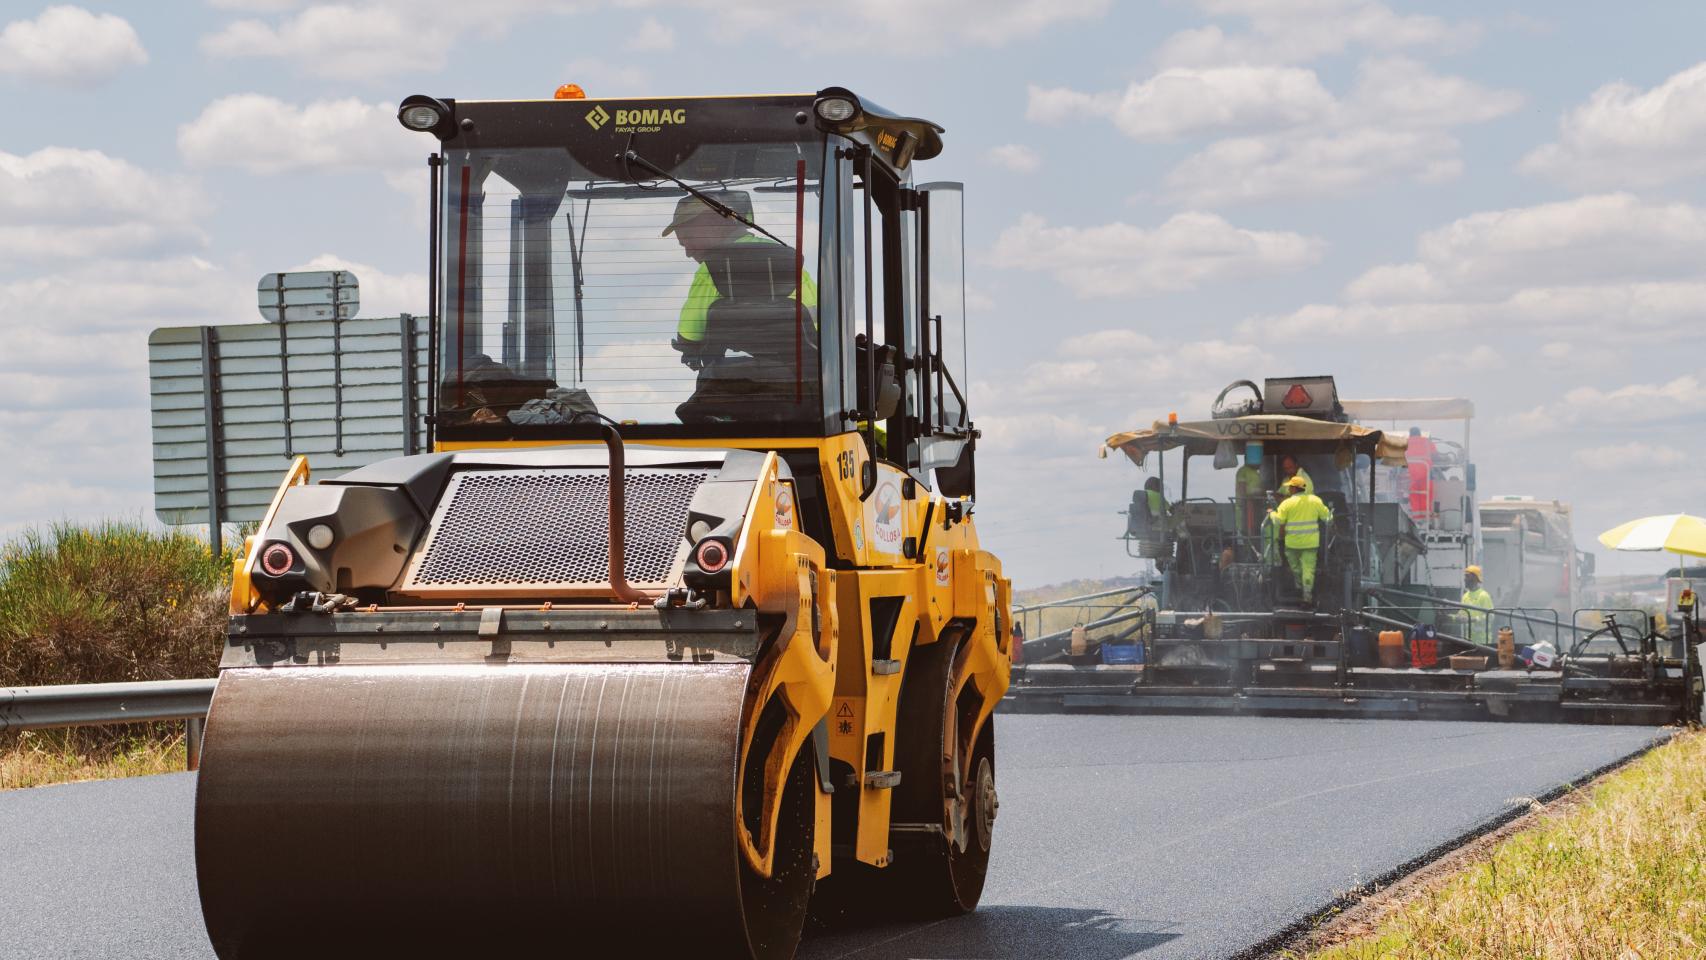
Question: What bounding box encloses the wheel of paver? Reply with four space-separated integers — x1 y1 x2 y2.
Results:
887 630 996 918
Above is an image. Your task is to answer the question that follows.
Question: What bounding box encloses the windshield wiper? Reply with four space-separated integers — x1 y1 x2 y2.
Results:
620 147 786 245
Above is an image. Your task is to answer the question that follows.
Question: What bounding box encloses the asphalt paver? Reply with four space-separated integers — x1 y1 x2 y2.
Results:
0 715 1665 959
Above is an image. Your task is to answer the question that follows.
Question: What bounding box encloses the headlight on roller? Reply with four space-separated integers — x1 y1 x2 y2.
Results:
259 542 297 577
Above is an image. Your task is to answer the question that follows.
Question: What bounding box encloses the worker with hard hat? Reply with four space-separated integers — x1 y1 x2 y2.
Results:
1270 474 1333 604
666 192 817 370
1462 565 1494 645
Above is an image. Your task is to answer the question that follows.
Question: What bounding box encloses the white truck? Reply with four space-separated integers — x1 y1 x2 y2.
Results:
1478 496 1588 622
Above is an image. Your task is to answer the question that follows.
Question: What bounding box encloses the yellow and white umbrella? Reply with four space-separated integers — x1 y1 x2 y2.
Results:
1597 514 1706 559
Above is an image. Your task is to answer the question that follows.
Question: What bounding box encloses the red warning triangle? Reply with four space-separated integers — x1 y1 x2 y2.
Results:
1281 383 1312 409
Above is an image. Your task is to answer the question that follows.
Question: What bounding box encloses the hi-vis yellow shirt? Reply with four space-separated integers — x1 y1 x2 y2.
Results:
1273 492 1332 548
677 235 819 342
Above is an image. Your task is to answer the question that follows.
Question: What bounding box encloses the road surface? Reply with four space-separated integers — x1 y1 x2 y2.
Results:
0 715 1665 959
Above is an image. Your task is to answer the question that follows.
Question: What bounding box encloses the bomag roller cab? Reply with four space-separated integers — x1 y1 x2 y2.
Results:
195 88 1012 960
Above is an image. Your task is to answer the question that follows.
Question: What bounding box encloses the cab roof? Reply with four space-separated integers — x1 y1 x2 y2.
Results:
404 87 944 175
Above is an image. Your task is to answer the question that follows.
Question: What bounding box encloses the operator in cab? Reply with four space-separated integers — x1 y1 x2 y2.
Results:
1235 442 1264 541
665 191 821 422
1462 565 1494 644
1271 474 1332 605
1278 454 1313 496
665 193 818 370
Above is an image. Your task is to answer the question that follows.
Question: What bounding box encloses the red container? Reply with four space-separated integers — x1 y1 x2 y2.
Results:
1411 637 1439 669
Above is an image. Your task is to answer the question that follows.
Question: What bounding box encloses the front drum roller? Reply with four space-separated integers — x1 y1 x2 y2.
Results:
195 662 815 959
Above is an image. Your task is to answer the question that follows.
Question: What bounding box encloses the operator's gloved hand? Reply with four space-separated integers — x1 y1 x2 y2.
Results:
671 335 707 371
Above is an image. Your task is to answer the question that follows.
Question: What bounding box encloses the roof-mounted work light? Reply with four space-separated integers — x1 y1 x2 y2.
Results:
814 96 857 122
396 95 455 139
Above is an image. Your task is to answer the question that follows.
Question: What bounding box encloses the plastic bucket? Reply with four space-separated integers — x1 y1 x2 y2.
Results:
1378 630 1407 668
1496 627 1516 669
1347 627 1377 667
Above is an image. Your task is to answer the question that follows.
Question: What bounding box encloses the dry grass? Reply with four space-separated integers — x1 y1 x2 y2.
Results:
1295 728 1706 960
1 727 189 790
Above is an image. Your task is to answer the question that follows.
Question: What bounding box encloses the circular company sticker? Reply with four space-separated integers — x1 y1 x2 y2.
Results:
774 487 795 529
871 481 903 552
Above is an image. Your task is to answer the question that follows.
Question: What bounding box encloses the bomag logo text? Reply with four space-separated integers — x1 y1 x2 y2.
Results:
596 107 688 133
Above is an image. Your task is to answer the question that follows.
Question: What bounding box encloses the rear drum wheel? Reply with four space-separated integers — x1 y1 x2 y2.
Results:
887 632 996 918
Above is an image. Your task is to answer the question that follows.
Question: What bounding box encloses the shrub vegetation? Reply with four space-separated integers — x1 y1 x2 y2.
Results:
1 521 232 788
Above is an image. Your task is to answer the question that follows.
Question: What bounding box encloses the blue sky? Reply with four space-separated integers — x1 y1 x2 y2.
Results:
3 0 1704 588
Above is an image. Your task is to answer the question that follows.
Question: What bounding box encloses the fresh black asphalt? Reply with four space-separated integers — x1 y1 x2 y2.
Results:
0 715 1667 960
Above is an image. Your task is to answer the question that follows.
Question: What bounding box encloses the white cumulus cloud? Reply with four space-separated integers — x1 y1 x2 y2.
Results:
200 2 587 79
0 6 147 86
0 147 205 260
201 0 1111 77
178 95 415 175
1572 441 1688 472
1165 59 1520 205
1156 0 1479 68
1036 55 1520 205
287 254 426 318
624 15 675 51
990 212 1324 298
984 144 1041 173
1520 376 1706 430
1522 60 1706 189
1251 194 1706 342
1028 66 1334 142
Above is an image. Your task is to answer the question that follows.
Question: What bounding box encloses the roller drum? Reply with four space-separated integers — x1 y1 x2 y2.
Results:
196 662 807 958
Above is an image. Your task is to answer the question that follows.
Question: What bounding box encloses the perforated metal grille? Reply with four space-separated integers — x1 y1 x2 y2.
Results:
406 468 710 588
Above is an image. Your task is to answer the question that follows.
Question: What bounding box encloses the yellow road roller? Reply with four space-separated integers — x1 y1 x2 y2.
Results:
195 86 1011 959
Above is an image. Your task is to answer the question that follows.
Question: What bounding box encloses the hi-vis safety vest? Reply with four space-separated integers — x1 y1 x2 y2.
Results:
677 234 819 342
1235 465 1262 497
1461 586 1493 612
1272 493 1332 548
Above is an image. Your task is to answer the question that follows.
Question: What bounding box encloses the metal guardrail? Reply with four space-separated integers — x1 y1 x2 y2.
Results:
0 679 216 770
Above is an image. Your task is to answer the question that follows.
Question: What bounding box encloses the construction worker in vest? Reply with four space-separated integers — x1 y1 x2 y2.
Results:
1462 565 1494 644
665 192 818 370
1278 454 1313 496
1142 476 1168 527
1272 474 1332 604
1235 442 1265 543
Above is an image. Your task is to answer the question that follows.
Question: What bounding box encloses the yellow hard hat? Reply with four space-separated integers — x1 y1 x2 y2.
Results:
1465 565 1482 577
1284 475 1307 490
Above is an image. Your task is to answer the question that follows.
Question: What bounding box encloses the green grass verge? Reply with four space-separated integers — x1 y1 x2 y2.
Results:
1298 728 1705 959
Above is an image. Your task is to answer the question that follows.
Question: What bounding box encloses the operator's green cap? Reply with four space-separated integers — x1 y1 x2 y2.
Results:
661 190 753 236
